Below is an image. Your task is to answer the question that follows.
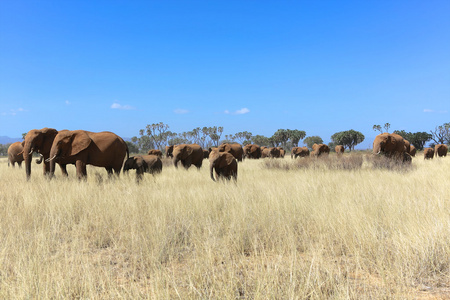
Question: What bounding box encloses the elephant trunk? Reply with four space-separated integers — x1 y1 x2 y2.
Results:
173 156 179 168
210 163 216 181
35 154 44 164
23 141 34 180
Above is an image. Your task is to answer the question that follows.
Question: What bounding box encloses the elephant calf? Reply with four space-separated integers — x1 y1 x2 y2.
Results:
123 155 162 182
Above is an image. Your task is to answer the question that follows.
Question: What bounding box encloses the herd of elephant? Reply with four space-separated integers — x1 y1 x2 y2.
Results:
6 128 449 182
372 132 448 162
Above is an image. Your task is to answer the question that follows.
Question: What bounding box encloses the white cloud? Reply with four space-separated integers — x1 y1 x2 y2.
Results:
224 108 250 115
3 108 26 116
174 108 189 114
111 101 135 110
65 100 71 105
235 108 250 115
424 109 448 114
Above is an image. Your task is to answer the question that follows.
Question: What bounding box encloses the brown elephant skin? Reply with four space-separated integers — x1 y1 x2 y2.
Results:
291 147 309 159
147 149 163 157
123 154 162 182
7 141 24 167
434 144 448 157
23 128 69 180
48 130 128 179
218 143 244 162
423 148 434 159
209 149 237 181
173 144 203 169
243 144 261 159
311 144 330 157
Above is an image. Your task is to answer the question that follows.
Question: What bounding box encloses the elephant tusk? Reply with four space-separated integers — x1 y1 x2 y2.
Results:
46 154 57 162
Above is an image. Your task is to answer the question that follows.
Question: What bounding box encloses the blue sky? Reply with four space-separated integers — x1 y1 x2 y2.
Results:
1 1 449 149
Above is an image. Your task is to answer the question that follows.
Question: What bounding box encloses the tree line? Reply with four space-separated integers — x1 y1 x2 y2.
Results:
126 122 450 154
0 122 448 156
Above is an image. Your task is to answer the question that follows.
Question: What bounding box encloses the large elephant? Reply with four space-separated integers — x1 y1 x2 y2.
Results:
311 144 330 157
123 154 162 182
291 146 309 159
262 147 281 158
173 144 203 169
7 141 24 167
147 149 163 158
165 145 174 158
409 145 416 157
372 133 405 159
424 148 434 159
218 143 244 162
243 144 261 159
48 130 129 179
435 144 448 157
335 145 344 155
209 149 237 181
277 147 285 158
22 127 69 180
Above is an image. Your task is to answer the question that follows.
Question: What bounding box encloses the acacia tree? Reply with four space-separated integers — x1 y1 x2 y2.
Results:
331 130 365 151
287 129 306 147
430 123 450 145
271 129 290 148
303 136 323 150
252 135 270 147
234 131 252 145
373 123 391 134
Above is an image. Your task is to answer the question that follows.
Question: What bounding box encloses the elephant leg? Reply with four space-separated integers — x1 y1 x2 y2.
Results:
136 168 144 183
76 160 87 180
105 167 114 178
43 161 51 176
59 164 68 177
18 161 22 168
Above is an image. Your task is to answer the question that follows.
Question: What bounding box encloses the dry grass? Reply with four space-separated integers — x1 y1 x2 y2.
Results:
0 154 449 299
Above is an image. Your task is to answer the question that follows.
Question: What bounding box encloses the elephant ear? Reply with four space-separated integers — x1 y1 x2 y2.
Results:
185 145 194 157
224 153 235 165
70 131 92 156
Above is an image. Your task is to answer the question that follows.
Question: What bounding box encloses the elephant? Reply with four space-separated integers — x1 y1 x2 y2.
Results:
123 154 162 182
262 147 281 158
277 147 285 158
311 144 330 157
372 133 405 159
435 144 448 157
165 145 174 158
209 149 237 181
243 144 261 159
291 147 309 159
424 148 434 159
22 127 69 180
7 141 24 167
173 144 203 169
335 145 344 155
147 149 163 157
203 149 209 159
409 145 416 157
217 143 244 162
403 139 411 154
48 130 129 179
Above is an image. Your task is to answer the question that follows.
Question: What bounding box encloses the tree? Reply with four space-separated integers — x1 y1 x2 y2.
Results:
234 131 252 145
271 129 289 148
125 141 139 154
303 136 323 150
142 122 171 151
373 123 391 134
287 129 306 147
430 123 450 145
209 126 223 147
252 135 270 147
330 130 365 151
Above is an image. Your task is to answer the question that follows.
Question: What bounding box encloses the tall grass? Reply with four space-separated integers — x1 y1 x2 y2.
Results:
0 154 448 299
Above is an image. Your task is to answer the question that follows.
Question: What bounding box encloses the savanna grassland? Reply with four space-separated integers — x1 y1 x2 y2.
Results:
0 154 449 299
